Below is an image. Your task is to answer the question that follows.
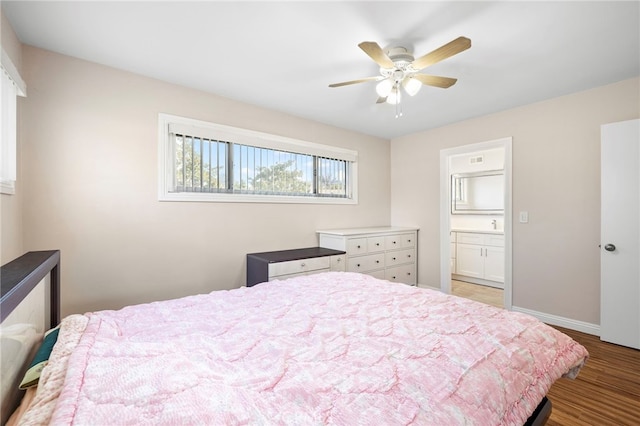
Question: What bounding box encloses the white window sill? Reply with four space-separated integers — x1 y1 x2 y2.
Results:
158 191 357 205
0 180 15 195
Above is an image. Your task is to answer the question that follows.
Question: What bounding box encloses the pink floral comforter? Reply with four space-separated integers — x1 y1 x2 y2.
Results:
44 273 587 425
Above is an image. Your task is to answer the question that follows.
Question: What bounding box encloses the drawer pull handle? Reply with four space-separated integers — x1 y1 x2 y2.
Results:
301 263 306 267
376 243 380 246
336 258 341 262
376 260 380 264
357 263 361 267
407 272 411 276
392 241 397 244
392 276 396 279
407 255 411 258
357 245 361 249
392 257 396 261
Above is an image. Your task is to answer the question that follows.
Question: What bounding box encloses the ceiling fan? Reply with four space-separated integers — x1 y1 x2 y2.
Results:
329 36 471 116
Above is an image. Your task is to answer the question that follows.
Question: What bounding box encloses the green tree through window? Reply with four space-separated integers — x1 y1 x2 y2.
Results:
161 114 356 203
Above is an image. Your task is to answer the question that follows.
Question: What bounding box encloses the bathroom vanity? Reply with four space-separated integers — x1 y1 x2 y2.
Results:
451 230 504 289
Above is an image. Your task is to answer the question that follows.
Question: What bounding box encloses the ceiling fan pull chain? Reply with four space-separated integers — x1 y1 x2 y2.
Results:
395 95 403 118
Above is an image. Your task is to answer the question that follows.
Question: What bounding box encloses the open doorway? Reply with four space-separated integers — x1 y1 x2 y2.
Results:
439 137 513 310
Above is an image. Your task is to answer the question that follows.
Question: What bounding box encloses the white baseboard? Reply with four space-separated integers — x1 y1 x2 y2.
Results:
415 285 601 337
417 283 441 291
451 274 504 289
512 306 600 336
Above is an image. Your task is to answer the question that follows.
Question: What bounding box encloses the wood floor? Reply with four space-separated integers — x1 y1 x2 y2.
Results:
451 279 640 425
545 326 640 426
451 279 503 308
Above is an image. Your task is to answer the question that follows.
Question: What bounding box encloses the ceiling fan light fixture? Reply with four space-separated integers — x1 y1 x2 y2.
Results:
386 85 401 105
375 78 393 97
402 76 422 96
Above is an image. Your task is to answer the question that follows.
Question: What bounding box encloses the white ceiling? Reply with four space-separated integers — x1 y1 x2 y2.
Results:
3 1 639 140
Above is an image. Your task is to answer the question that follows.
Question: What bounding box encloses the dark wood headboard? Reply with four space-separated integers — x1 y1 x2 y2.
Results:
1 250 60 326
0 250 60 425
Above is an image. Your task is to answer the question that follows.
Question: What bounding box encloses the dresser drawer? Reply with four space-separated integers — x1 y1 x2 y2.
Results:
346 238 368 255
384 233 416 249
385 248 415 267
269 256 331 278
367 236 386 252
400 233 416 248
347 253 385 273
330 254 346 271
385 264 416 285
384 234 403 250
347 236 385 254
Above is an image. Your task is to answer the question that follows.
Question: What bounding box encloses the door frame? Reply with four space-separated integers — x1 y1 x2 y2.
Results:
439 137 513 309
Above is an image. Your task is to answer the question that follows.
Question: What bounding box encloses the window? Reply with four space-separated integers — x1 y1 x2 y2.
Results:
158 114 358 203
1 49 26 195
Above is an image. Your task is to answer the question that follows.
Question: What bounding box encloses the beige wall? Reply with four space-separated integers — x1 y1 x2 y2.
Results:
14 39 640 327
0 9 24 264
20 46 390 316
391 77 640 325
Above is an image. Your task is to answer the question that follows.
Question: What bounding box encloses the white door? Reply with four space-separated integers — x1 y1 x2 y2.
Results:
600 119 640 349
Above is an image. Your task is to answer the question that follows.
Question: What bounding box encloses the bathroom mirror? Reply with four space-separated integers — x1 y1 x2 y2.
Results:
451 170 504 215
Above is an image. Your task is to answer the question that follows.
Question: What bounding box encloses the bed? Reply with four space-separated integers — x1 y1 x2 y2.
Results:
2 255 588 425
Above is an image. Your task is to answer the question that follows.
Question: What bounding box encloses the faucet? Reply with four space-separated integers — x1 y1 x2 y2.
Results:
491 219 497 230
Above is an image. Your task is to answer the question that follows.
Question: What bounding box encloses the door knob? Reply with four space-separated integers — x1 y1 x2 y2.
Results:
604 244 616 252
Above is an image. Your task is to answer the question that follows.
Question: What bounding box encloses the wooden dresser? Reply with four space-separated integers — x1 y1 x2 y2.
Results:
317 227 418 285
246 247 346 287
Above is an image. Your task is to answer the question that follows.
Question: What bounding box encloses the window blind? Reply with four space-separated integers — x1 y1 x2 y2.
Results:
159 113 357 203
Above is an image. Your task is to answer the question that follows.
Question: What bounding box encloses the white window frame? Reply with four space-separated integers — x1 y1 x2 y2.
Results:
158 113 358 204
1 48 26 195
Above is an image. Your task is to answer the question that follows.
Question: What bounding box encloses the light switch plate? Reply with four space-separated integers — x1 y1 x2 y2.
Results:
519 211 529 223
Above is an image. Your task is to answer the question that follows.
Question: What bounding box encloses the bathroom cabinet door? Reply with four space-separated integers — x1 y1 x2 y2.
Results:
484 246 505 282
456 243 484 279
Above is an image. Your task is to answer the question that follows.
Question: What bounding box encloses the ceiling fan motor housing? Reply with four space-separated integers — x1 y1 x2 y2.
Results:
381 47 415 75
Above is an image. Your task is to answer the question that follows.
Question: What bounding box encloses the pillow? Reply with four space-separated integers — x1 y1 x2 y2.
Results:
19 326 60 390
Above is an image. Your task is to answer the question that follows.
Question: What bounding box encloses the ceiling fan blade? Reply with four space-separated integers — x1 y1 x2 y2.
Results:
410 36 471 71
328 76 381 88
376 96 387 104
358 41 395 69
412 74 458 88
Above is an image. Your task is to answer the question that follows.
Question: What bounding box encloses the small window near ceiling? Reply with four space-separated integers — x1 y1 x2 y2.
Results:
158 114 358 204
1 50 26 195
